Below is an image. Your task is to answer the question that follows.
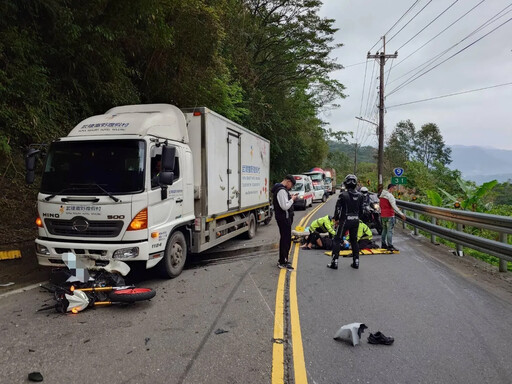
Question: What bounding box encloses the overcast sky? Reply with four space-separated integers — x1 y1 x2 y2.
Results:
318 0 512 150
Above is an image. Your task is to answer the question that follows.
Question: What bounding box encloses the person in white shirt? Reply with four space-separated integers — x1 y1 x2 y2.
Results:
271 175 298 270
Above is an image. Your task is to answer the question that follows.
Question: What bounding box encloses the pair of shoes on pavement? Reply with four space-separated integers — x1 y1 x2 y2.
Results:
277 262 294 271
368 331 394 345
382 243 399 252
327 260 338 269
351 259 359 269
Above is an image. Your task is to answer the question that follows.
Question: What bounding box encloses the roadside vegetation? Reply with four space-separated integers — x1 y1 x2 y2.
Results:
0 0 509 272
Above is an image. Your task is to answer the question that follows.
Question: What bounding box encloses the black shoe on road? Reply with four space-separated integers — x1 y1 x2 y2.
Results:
388 246 399 252
368 331 394 345
277 262 294 271
327 260 338 269
351 259 359 269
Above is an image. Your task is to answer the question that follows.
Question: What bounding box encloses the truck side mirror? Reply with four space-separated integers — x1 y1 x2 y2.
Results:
161 146 176 172
25 148 40 184
158 171 174 186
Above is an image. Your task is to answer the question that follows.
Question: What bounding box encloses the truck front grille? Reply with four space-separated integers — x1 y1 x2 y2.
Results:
44 218 124 237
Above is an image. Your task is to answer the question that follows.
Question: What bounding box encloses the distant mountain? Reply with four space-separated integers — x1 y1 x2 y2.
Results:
448 145 512 184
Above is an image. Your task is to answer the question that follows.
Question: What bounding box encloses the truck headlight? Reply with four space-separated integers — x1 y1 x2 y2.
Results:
113 247 139 259
36 243 50 255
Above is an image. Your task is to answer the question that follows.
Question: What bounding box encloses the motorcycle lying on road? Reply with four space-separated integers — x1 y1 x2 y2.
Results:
38 269 156 314
361 193 383 235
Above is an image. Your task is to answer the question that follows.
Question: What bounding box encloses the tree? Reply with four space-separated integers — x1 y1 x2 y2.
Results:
413 123 452 168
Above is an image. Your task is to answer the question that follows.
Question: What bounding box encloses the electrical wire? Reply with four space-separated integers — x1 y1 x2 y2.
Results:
389 2 510 85
396 0 459 51
387 13 512 96
363 60 378 119
392 0 486 71
344 61 367 68
386 82 512 109
358 60 370 116
387 0 434 45
368 0 422 52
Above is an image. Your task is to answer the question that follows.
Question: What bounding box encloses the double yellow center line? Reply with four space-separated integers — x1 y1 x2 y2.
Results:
272 200 326 384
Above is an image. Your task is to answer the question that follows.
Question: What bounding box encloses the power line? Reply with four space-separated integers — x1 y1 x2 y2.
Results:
358 60 369 116
396 0 459 51
386 82 512 109
363 60 378 119
388 14 512 96
390 2 510 84
343 61 367 68
387 0 434 45
368 0 422 52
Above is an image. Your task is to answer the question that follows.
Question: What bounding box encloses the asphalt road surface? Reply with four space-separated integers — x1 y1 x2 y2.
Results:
1 195 511 384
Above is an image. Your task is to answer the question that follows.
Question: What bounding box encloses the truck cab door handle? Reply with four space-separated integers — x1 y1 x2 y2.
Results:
176 198 183 203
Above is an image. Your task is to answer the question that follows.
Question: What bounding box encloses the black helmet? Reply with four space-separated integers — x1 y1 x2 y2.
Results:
344 174 357 189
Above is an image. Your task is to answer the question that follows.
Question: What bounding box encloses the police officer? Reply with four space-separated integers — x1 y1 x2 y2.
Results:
328 174 364 270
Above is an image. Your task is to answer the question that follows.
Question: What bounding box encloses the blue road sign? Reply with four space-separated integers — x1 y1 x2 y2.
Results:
393 168 404 177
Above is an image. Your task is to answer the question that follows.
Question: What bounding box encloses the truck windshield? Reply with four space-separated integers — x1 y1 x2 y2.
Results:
40 140 146 195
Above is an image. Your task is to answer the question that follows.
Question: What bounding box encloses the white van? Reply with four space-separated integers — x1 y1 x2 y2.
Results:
291 175 314 210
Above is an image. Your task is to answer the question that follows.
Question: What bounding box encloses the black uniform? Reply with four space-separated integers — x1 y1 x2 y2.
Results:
332 190 364 265
271 183 294 265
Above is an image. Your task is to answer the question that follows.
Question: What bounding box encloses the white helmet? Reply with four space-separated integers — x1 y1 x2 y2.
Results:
360 187 368 194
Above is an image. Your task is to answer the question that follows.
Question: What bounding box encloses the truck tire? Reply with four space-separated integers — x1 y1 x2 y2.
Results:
245 213 257 239
322 194 327 203
158 231 187 279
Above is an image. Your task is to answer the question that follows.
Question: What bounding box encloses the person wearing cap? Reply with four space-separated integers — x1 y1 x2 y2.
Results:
301 215 339 250
379 183 406 251
271 175 298 270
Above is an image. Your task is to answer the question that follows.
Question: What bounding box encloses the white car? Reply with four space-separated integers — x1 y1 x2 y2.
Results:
313 184 327 203
291 175 314 210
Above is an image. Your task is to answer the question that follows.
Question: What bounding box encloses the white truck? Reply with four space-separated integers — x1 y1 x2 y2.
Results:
26 104 271 278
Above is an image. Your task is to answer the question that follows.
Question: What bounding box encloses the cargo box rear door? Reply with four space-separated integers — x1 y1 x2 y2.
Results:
227 130 240 209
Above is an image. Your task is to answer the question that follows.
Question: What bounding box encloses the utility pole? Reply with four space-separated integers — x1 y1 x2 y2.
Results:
353 143 358 174
367 36 397 193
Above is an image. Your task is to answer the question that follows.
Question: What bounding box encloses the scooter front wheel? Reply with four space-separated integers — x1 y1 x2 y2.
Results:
108 288 156 303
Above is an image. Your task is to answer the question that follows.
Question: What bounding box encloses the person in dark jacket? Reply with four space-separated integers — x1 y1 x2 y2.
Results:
271 175 298 270
328 174 364 270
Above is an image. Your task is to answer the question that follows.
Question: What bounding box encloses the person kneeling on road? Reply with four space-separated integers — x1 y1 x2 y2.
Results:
301 215 338 250
344 220 378 250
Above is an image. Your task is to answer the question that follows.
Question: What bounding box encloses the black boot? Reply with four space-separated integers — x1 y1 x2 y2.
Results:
351 258 359 269
327 258 338 269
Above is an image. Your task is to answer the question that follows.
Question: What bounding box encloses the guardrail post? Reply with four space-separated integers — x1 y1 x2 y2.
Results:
413 212 419 236
431 217 436 244
499 232 509 272
456 223 464 256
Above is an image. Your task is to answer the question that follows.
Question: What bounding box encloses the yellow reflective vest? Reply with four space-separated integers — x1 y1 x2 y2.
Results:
310 215 336 236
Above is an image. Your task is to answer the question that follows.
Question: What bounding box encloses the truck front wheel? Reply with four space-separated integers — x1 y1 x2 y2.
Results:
158 231 187 278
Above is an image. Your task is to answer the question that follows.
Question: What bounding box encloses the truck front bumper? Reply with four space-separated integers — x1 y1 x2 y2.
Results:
35 238 164 270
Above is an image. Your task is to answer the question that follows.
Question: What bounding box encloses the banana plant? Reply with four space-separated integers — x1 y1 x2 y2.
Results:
426 189 443 207
437 177 497 212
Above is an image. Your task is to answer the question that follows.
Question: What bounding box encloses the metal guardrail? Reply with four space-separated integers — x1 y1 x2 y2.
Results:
396 200 512 272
